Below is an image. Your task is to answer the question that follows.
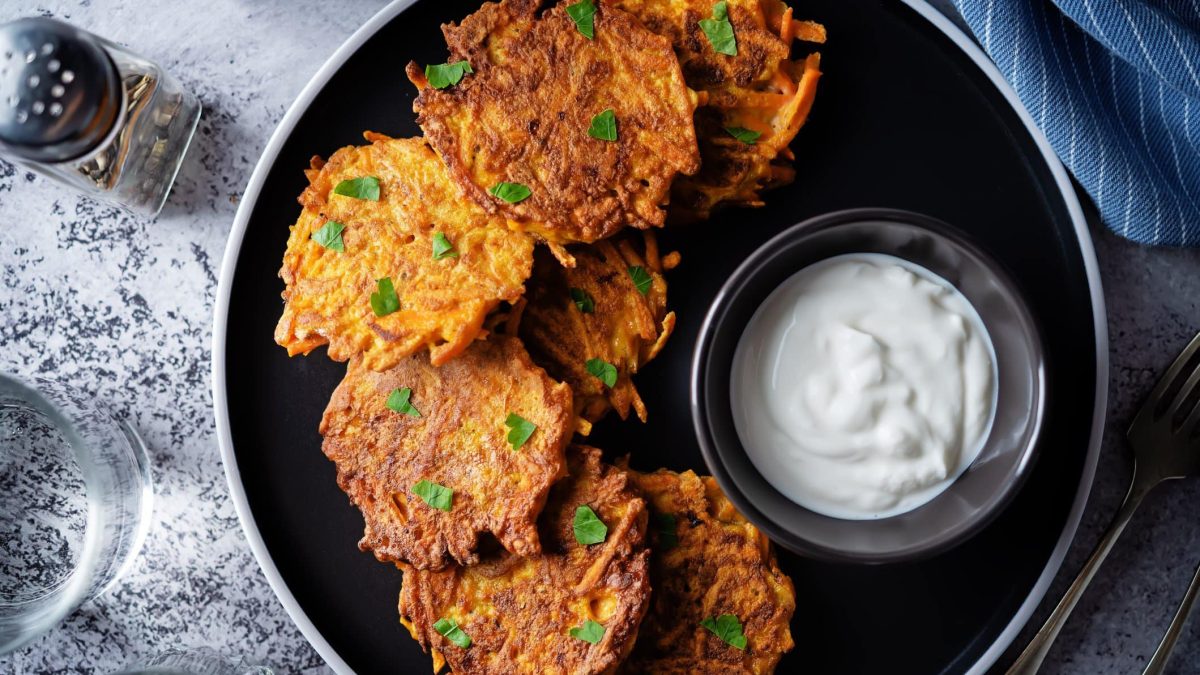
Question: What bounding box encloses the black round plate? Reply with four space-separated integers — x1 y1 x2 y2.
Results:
215 1 1104 673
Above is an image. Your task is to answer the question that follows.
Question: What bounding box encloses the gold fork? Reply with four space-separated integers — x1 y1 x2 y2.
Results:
1008 331 1200 674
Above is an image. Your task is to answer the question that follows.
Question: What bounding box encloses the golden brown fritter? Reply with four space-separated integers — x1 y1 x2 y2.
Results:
509 232 675 430
618 465 796 674
275 134 534 370
609 0 824 220
320 337 572 570
399 445 651 674
407 0 701 249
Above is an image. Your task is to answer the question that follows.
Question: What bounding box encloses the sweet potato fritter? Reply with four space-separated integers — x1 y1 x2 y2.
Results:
275 135 534 371
511 233 675 429
618 465 796 674
407 0 701 248
399 446 651 674
320 337 572 570
610 0 824 220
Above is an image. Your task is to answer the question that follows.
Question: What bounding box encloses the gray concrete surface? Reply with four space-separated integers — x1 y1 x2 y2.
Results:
0 1 1198 673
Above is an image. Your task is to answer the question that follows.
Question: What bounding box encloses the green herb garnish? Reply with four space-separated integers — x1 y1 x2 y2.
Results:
432 232 459 260
627 265 652 295
585 358 617 388
700 614 747 650
570 287 595 313
573 505 608 545
433 617 472 648
370 277 400 317
386 387 421 417
488 182 532 204
699 2 737 56
311 220 346 251
412 480 453 511
566 0 597 39
333 176 380 201
588 108 617 142
724 126 761 145
651 511 678 550
425 61 473 89
505 413 536 450
569 619 605 644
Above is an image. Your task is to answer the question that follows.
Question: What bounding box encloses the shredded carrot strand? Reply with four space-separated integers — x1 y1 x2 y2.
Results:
504 298 527 336
771 69 797 97
773 53 822 145
792 20 827 44
642 230 661 273
747 0 768 26
770 164 793 181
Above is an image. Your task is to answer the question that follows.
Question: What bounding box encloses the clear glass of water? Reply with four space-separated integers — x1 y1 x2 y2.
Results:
0 373 153 654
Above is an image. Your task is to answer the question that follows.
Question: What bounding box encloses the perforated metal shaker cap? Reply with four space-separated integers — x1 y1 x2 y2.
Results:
0 17 120 163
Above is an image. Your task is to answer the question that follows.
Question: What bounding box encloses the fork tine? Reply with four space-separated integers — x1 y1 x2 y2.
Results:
1182 398 1200 439
1149 332 1200 407
1169 362 1200 417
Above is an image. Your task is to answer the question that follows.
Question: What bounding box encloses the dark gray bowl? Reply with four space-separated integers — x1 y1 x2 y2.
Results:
692 208 1046 563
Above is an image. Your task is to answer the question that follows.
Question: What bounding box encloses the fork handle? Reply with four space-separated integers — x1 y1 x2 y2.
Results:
1006 483 1150 675
1142 561 1200 675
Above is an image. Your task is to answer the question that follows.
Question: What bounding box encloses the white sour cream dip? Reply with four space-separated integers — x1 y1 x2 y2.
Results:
731 253 997 520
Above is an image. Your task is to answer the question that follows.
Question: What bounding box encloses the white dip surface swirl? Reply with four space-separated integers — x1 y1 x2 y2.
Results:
731 253 997 520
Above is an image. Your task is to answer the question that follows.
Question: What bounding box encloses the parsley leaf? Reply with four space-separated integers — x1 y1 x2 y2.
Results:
588 108 617 142
433 617 472 648
627 265 652 295
505 413 536 450
585 358 618 388
370 277 400 317
333 176 380 201
651 511 678 550
573 505 608 545
570 619 605 644
425 61 473 89
312 220 345 251
699 2 737 56
432 232 459 260
725 126 762 145
386 387 421 417
412 480 453 511
570 287 595 313
700 614 747 650
488 182 532 204
566 0 597 39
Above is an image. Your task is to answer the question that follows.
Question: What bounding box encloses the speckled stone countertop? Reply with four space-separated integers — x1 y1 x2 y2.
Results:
0 1 1198 674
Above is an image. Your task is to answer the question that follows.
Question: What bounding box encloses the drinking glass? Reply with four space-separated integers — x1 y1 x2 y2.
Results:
0 372 153 654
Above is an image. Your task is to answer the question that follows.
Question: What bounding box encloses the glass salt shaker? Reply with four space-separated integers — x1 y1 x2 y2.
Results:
0 17 201 217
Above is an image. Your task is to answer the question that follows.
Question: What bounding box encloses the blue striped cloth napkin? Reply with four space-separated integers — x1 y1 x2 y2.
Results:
953 0 1200 246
